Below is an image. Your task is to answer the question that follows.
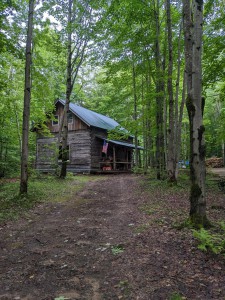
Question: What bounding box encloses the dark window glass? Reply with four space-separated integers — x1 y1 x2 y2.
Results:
58 145 69 161
52 115 59 125
67 112 73 124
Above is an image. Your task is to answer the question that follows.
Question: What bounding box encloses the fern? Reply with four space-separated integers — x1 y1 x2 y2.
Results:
193 226 225 255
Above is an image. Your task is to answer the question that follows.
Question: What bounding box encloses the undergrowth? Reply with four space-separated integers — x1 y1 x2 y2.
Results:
193 222 225 256
169 292 185 300
138 170 225 257
0 174 97 222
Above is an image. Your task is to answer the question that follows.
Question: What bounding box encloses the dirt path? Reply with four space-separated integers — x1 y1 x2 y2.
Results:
0 174 224 300
209 168 225 178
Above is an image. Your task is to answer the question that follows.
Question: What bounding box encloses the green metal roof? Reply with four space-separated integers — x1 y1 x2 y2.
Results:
108 139 144 150
58 99 122 131
95 135 143 150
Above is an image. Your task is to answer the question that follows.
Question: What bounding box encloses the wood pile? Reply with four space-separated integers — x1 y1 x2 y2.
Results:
205 157 224 168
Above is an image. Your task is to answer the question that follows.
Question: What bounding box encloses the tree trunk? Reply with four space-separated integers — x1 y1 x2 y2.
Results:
174 23 185 179
60 0 72 179
154 0 165 180
183 0 209 227
143 70 153 171
166 0 176 183
132 58 139 167
59 1 89 178
222 141 225 166
174 71 186 178
20 0 35 194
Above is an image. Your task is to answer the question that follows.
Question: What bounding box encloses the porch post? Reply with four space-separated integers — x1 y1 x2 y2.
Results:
113 145 116 170
126 149 129 170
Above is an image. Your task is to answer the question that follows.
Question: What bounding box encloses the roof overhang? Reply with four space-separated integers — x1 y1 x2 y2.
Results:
56 99 91 127
95 135 144 150
55 99 133 137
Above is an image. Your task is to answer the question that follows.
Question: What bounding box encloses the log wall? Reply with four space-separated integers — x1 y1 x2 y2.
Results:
90 128 107 169
48 102 88 133
36 130 92 173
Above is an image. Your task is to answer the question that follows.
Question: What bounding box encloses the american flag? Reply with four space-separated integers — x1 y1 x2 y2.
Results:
102 140 108 154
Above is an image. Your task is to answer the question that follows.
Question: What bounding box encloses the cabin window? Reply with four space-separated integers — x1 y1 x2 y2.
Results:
58 145 70 161
67 111 73 124
52 115 59 126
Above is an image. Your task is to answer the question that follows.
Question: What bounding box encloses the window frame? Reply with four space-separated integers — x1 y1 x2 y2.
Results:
67 111 73 124
58 145 70 162
52 115 59 126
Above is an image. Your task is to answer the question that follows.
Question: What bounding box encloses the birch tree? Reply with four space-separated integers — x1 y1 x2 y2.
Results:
166 1 186 183
183 0 209 227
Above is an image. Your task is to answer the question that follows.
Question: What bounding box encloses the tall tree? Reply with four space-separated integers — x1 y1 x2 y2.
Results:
60 0 73 178
20 0 35 194
59 0 93 178
165 1 186 183
154 0 166 180
183 0 209 227
166 0 176 182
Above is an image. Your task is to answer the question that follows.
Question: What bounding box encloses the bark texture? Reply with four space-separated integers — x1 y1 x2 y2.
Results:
183 0 208 227
132 58 139 167
166 0 176 183
59 0 89 178
60 0 72 179
20 0 35 194
154 0 165 180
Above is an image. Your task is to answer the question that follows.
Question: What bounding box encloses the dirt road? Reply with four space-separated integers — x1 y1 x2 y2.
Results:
209 167 225 178
0 174 224 300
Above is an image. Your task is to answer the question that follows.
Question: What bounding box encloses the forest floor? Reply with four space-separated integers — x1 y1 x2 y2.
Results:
0 173 224 300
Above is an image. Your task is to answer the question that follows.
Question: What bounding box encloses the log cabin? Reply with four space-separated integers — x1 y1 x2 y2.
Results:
35 99 141 174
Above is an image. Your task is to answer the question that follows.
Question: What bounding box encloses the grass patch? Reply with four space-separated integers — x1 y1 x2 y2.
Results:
0 174 98 222
169 292 186 300
111 244 124 255
139 203 159 215
118 280 131 297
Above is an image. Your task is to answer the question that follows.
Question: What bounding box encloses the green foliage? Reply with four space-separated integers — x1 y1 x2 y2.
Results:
172 218 194 230
132 166 146 174
193 225 225 255
107 126 130 141
169 292 185 300
0 0 224 210
111 244 124 255
118 280 130 297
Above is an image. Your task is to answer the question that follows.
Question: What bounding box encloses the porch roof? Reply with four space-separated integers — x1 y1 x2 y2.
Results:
95 135 144 150
108 139 144 150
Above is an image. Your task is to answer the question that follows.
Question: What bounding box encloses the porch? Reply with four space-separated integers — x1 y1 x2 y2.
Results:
96 137 143 172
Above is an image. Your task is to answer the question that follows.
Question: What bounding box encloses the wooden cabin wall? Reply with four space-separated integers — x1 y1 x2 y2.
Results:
36 130 92 173
90 128 107 170
48 103 88 133
36 136 58 170
67 130 91 172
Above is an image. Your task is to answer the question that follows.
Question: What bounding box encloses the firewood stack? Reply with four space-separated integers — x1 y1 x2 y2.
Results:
205 157 224 168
